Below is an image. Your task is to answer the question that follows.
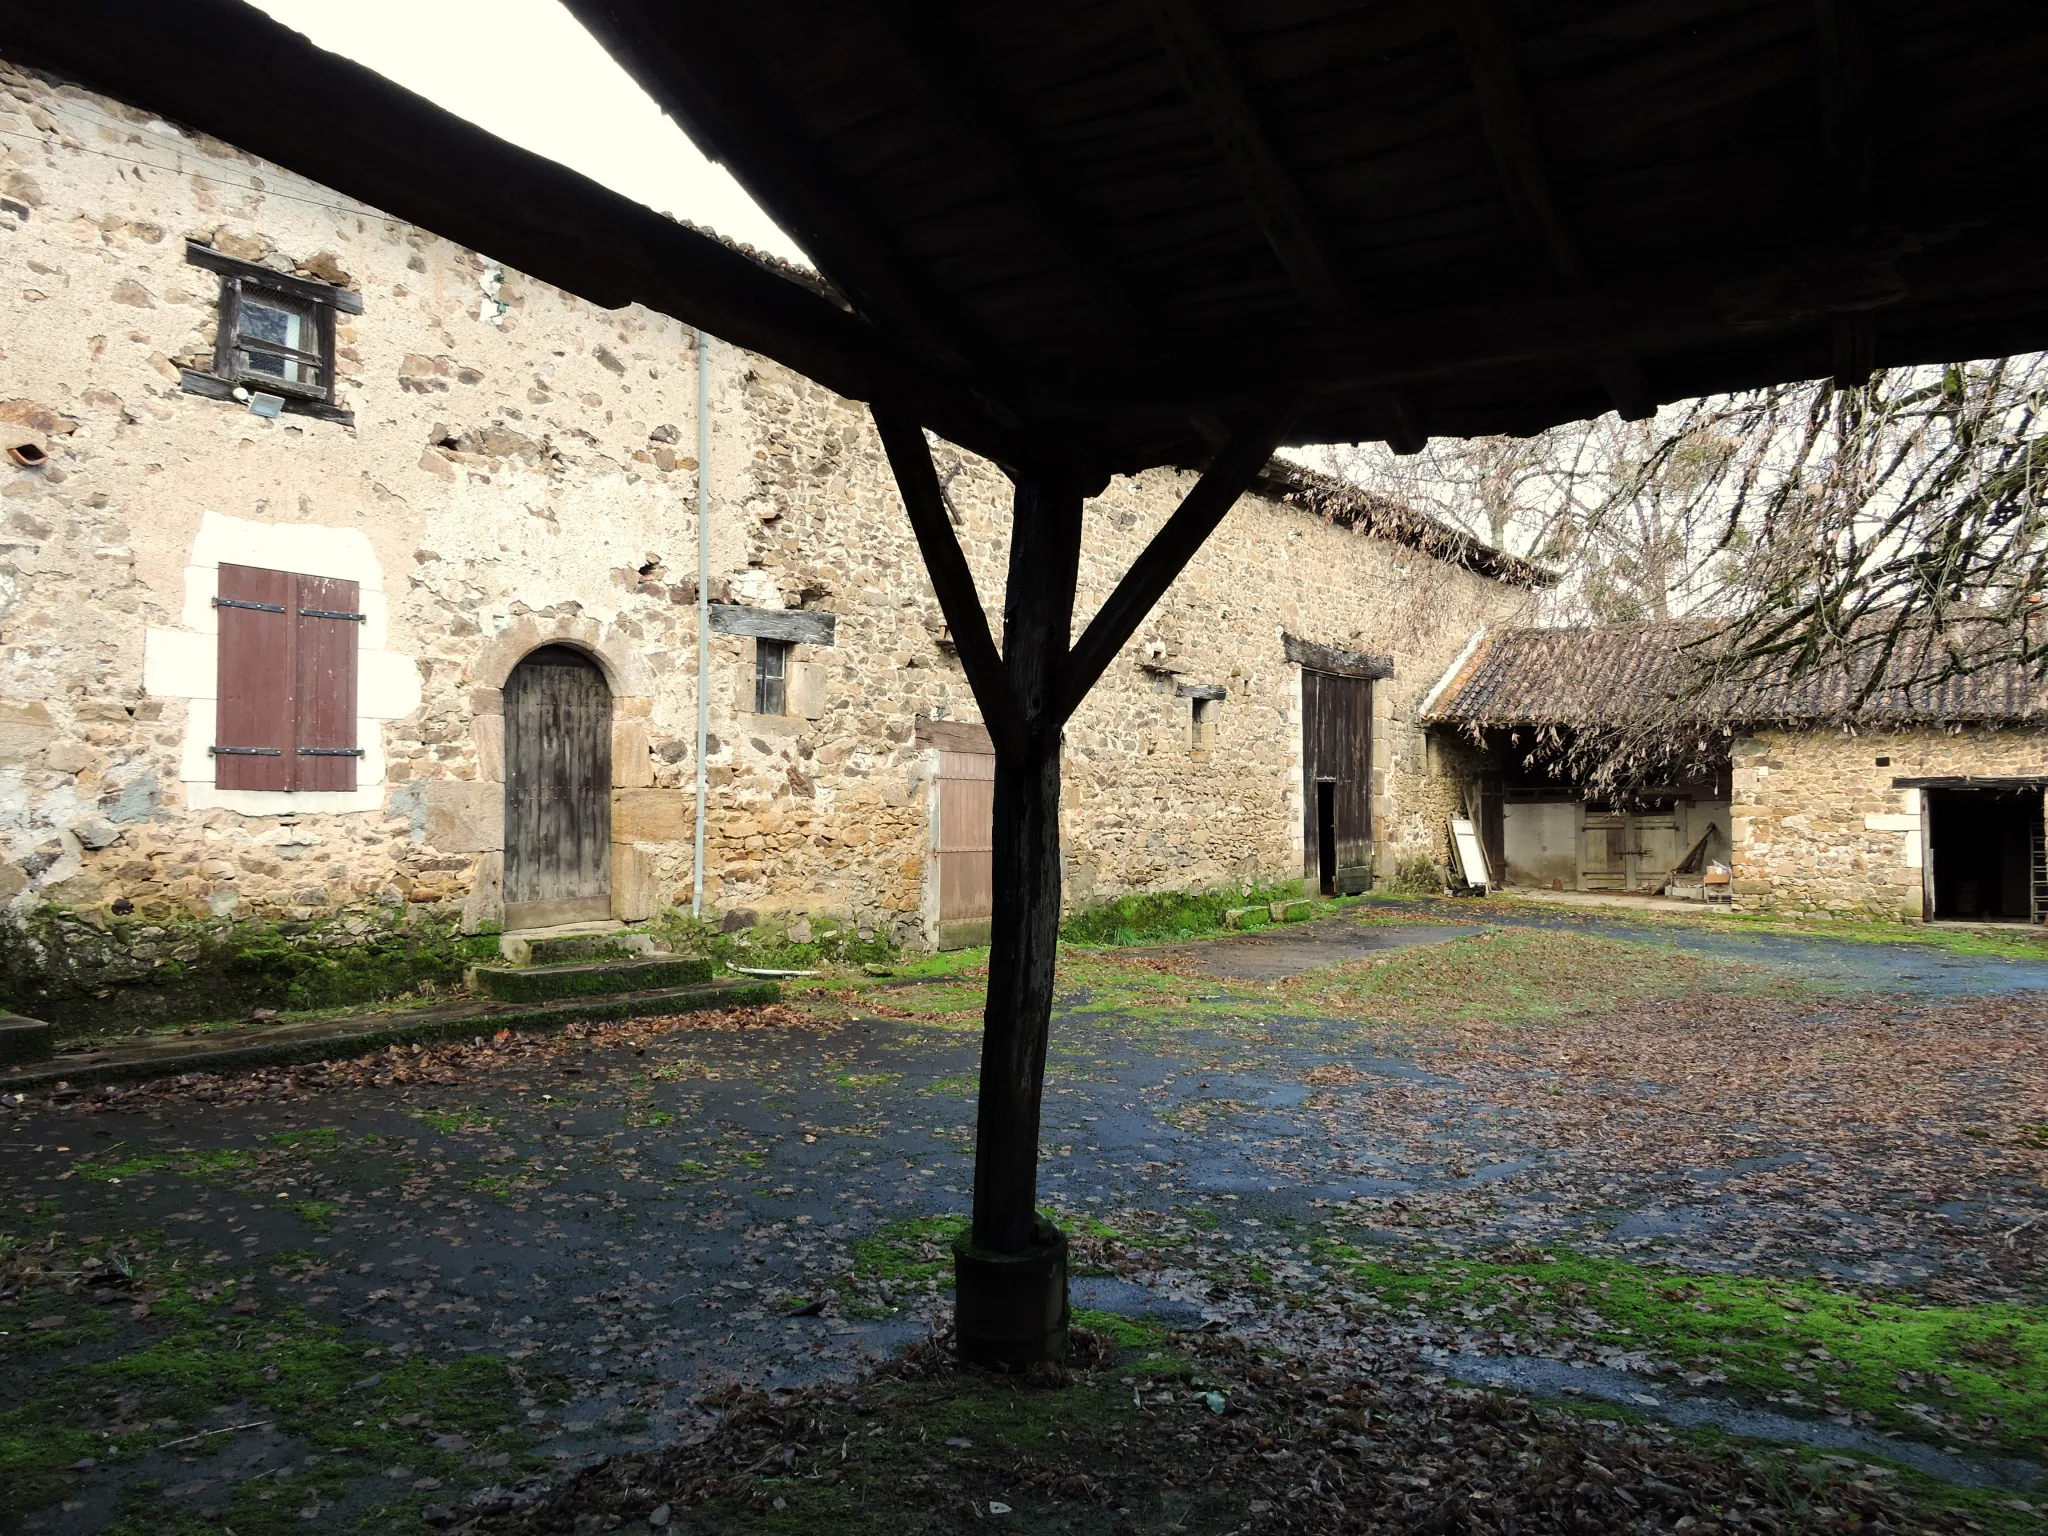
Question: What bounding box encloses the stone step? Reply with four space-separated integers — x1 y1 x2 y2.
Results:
5 978 781 1094
520 930 663 967
0 1013 54 1064
466 954 715 1003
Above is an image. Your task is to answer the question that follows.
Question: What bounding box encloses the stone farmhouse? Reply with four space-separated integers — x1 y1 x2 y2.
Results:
1422 623 2048 922
0 59 1544 986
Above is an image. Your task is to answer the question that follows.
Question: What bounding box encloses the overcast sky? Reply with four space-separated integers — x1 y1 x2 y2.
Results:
246 0 805 263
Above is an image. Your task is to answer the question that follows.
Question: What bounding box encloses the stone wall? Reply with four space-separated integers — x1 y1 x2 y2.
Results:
1730 725 2048 917
0 59 1535 978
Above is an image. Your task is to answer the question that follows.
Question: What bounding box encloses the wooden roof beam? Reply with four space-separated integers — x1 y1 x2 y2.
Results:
1816 0 1877 386
1141 0 1351 322
874 2 1153 358
1452 0 1653 421
561 2 1008 386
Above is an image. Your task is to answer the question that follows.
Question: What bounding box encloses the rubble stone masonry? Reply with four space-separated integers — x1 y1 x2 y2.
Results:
0 60 1533 985
1730 725 2048 917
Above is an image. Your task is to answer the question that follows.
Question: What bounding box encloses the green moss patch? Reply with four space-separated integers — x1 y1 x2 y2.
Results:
1318 1245 2048 1457
0 908 502 1038
3 1261 542 1533
1059 879 1351 947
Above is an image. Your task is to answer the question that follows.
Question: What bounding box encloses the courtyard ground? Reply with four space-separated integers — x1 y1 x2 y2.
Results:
2 899 2045 1534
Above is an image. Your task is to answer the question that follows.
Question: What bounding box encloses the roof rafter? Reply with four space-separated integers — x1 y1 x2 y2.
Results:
1451 0 1653 421
1140 0 1350 322
1816 0 1878 387
873 1 1152 359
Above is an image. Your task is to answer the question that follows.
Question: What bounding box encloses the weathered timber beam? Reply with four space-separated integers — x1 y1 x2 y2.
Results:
1039 222 2006 413
1451 0 1654 421
560 1 1006 383
872 406 1026 760
1815 0 1873 240
1141 0 1350 320
1058 404 1303 724
1451 0 1584 283
1815 0 1877 385
874 1 1150 356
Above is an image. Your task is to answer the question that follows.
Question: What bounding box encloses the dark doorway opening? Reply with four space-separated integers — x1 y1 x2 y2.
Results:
1316 780 1338 896
1301 668 1371 893
504 644 613 929
1926 786 2041 922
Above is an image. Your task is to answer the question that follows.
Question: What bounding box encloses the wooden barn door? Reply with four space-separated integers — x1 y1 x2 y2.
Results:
936 748 996 949
503 645 612 928
1301 669 1372 895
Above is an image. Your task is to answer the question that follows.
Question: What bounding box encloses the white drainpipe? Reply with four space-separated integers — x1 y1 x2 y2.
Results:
692 329 712 918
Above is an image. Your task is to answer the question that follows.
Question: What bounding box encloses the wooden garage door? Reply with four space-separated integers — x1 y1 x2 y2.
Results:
936 748 995 950
504 645 612 928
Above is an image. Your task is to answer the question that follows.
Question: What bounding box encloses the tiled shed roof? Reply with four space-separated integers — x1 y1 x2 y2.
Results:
1425 621 2047 727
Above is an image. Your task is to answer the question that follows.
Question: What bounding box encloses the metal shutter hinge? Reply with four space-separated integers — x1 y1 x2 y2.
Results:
297 747 364 756
212 597 286 613
299 608 366 622
210 745 282 755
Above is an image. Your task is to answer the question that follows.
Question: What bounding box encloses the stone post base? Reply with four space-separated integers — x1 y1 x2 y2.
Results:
953 1217 1069 1370
0 1014 53 1064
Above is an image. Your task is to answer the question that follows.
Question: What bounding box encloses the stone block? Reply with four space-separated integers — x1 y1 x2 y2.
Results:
612 788 690 844
1269 898 1315 923
612 843 659 921
461 851 503 933
612 718 654 787
0 700 56 763
474 713 504 784
0 1013 54 1064
1223 905 1267 930
423 780 503 853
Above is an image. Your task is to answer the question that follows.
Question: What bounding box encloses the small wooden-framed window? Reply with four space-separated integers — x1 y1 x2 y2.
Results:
213 562 362 791
182 241 361 422
221 279 330 398
754 638 791 715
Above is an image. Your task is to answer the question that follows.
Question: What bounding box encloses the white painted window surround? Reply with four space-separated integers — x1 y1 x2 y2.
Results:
141 510 421 815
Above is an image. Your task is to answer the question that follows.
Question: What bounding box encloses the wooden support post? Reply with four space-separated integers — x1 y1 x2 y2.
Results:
875 404 1296 1368
949 470 1084 1368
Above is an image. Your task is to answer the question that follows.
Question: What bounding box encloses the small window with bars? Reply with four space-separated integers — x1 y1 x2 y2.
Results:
185 241 360 416
212 562 363 792
754 638 791 715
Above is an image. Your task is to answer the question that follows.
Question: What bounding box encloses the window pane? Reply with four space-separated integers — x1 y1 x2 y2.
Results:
755 639 789 715
237 291 316 387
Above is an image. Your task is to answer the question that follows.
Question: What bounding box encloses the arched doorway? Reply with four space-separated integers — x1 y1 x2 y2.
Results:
503 645 612 928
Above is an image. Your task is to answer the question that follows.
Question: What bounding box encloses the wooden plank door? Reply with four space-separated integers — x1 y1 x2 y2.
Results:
503 645 612 928
1301 669 1372 894
1628 812 1683 892
936 748 995 949
1579 811 1627 890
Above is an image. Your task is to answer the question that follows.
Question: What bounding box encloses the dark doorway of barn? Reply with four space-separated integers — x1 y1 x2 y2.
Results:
504 645 612 929
1315 781 1338 895
1925 786 2043 922
1301 670 1372 895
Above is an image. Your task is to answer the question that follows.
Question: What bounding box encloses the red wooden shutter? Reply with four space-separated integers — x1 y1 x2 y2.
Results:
292 573 361 791
214 563 294 790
